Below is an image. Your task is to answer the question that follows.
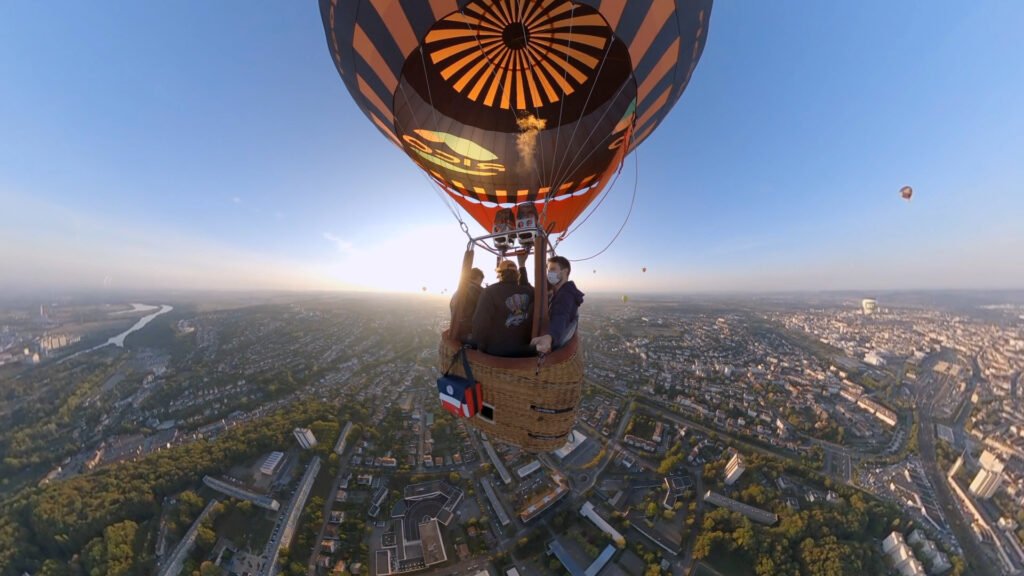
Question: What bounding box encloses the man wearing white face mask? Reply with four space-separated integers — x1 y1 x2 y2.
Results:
530 255 584 354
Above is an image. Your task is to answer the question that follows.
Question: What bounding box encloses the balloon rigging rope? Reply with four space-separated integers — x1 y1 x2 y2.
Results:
542 33 617 215
546 74 635 248
568 144 639 263
557 154 625 243
545 5 577 211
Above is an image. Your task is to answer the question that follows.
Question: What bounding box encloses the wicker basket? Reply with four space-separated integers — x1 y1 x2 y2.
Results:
439 330 583 452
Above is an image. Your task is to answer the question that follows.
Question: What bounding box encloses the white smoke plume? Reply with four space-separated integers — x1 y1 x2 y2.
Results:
516 114 547 172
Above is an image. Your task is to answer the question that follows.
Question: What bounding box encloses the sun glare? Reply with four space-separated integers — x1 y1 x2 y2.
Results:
322 224 493 294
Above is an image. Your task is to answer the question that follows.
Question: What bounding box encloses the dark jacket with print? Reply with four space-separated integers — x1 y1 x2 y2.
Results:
472 278 534 357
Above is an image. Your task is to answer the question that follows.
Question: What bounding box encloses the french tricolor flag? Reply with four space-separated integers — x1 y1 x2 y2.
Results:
438 378 482 419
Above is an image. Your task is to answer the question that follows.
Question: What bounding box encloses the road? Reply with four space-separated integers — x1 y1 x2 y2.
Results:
417 405 427 472
308 452 352 576
678 466 705 576
577 387 712 576
416 555 491 575
565 389 635 495
630 396 807 469
588 380 801 467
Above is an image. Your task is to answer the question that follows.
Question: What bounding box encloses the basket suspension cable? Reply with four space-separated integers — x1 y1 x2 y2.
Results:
556 155 627 245
544 78 633 208
531 232 548 340
553 115 634 250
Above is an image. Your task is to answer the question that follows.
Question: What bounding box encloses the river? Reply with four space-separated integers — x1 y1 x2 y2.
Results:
112 303 160 315
106 304 173 347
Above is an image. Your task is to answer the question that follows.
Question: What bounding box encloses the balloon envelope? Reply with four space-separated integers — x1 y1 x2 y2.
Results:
900 186 913 200
321 0 713 233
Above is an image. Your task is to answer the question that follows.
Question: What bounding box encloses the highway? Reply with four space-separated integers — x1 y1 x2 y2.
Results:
915 355 998 576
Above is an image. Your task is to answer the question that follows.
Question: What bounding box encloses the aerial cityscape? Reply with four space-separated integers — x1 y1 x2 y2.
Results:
3 1 1024 575
0 292 1021 575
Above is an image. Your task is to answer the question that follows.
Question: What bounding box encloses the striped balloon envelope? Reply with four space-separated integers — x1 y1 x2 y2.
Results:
320 0 712 234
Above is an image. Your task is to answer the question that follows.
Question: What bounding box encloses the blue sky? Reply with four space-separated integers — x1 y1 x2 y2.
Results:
1 1 1022 294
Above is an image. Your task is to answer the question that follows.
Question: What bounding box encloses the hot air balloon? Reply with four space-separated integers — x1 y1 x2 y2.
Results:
642 267 647 273
900 186 913 201
622 295 629 303
321 0 712 451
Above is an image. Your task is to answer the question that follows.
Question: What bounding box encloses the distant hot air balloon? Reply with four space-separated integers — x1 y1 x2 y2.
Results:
642 267 647 273
622 295 629 303
593 269 597 274
421 286 428 292
900 186 913 201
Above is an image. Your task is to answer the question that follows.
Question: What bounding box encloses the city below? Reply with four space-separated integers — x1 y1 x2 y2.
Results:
0 290 1022 576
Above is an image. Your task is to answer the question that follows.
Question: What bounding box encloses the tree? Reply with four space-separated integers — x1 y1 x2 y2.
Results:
78 520 141 576
755 556 777 576
732 522 755 554
200 561 223 576
449 471 461 483
3 400 340 569
196 526 217 555
38 559 70 576
645 502 658 519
